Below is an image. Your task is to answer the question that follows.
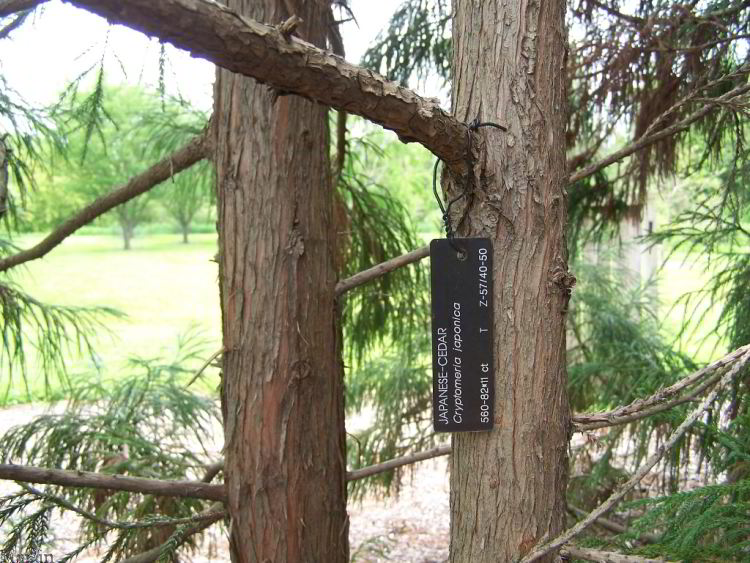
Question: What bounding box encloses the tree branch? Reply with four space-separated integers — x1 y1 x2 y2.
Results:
19 482 226 530
186 348 223 388
0 0 42 17
520 348 750 562
346 444 450 482
0 131 208 273
0 463 226 501
0 7 30 38
67 0 469 166
201 460 223 484
568 81 750 185
119 502 225 563
561 545 677 563
567 505 658 544
572 344 750 431
335 245 429 296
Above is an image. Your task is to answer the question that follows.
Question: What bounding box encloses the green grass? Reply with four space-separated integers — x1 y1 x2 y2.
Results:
2 231 728 405
7 232 221 404
658 252 727 364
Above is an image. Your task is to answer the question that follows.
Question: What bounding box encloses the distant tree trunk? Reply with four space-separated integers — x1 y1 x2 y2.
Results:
214 1 348 562
448 1 570 561
180 220 189 244
121 221 134 250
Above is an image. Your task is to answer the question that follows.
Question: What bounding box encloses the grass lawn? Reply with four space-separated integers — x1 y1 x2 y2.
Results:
4 230 727 404
8 232 221 404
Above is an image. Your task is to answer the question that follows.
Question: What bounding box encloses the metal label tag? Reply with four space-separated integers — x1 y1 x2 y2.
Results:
430 238 494 432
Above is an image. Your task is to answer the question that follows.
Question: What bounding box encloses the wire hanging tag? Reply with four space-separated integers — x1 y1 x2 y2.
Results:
429 118 505 433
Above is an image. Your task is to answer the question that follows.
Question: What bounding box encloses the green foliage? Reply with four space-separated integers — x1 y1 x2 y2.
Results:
0 75 65 225
0 280 119 405
44 84 159 247
611 479 750 561
346 330 435 496
361 0 451 86
0 339 221 560
567 257 696 413
27 84 211 246
649 147 750 351
138 96 212 242
337 124 428 363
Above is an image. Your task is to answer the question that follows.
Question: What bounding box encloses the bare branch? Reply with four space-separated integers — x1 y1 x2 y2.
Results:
0 7 30 38
186 348 223 388
68 0 469 166
201 461 223 484
520 348 750 562
119 502 225 563
572 344 750 431
0 0 42 17
0 131 208 273
335 245 429 296
567 505 658 544
20 483 226 530
0 463 227 502
346 445 450 482
568 81 750 185
561 545 677 563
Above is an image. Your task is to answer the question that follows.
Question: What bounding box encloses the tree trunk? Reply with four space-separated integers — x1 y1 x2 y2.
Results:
122 222 133 250
180 221 189 244
448 1 570 561
214 1 348 562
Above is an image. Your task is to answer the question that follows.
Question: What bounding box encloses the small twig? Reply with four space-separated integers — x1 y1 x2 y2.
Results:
568 82 750 185
186 348 223 388
0 7 29 39
561 545 677 563
0 131 209 273
119 502 225 563
19 483 226 530
335 245 429 296
346 445 450 482
567 505 659 544
277 14 302 39
201 461 223 484
520 348 750 562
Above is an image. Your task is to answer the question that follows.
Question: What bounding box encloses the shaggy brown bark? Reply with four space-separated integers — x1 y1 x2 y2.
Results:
213 0 347 561
446 1 570 561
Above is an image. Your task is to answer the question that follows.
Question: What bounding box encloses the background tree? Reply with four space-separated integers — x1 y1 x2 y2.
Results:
54 85 164 250
157 163 211 244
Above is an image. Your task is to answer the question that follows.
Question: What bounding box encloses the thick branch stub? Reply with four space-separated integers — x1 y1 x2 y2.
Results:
67 0 468 167
335 245 429 296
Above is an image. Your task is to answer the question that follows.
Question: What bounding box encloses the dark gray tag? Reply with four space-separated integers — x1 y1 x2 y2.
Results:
431 238 494 432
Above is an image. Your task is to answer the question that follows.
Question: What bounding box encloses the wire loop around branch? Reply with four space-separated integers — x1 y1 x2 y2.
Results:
431 118 507 256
